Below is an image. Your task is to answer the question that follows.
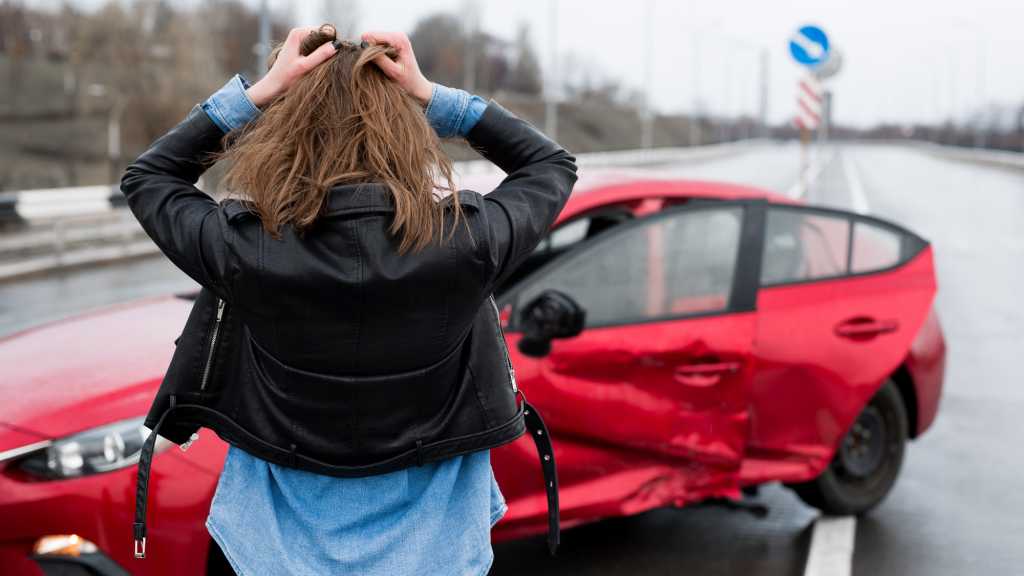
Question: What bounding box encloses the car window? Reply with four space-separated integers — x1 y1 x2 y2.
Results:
495 209 631 296
516 206 743 328
761 208 850 285
540 218 589 251
531 210 631 255
851 221 902 273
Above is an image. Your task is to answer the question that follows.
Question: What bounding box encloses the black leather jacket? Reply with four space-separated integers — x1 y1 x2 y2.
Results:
121 100 577 558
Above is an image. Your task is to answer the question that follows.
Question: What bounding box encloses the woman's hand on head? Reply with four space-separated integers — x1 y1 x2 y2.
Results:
361 31 433 107
246 26 339 108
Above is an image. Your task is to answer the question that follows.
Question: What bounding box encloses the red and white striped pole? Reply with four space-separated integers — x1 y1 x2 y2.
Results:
795 74 823 132
795 74 823 193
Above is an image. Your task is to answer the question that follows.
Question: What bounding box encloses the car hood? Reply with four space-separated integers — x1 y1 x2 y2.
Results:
0 295 191 439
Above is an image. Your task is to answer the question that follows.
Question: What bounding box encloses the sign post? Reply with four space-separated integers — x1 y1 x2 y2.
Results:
788 24 839 195
795 75 823 192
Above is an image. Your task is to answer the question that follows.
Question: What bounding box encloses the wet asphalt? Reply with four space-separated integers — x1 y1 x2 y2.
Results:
1 143 1021 575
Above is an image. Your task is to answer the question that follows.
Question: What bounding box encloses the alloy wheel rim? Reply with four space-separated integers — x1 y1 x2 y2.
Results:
837 405 887 478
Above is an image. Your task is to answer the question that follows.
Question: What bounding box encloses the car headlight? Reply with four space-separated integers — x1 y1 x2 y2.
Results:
18 417 172 479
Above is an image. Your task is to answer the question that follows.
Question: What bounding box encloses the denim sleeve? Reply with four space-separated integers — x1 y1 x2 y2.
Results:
201 74 262 134
201 76 483 138
424 83 488 139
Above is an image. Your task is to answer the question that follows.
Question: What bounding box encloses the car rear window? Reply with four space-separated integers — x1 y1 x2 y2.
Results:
851 221 902 273
761 209 850 285
760 206 926 286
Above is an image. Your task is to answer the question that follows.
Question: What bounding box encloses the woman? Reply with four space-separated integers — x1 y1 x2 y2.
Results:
122 24 575 575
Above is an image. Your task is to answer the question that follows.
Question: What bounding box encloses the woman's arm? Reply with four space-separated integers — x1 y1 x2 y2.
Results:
208 76 488 143
464 102 578 288
121 27 337 296
364 31 578 288
120 105 237 297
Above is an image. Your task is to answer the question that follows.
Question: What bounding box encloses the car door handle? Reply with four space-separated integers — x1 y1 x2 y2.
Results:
834 318 899 339
673 362 742 388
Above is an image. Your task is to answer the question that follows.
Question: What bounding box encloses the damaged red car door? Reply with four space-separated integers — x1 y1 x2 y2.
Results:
745 205 938 483
493 202 764 538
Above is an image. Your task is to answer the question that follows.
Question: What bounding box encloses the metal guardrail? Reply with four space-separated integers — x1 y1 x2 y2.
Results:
456 139 767 175
0 185 119 226
0 195 19 228
0 211 157 280
913 142 1024 171
0 211 143 255
858 139 1024 171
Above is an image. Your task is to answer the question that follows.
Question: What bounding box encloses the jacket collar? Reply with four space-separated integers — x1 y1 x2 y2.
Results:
222 183 394 221
223 183 470 222
322 183 474 216
322 183 395 217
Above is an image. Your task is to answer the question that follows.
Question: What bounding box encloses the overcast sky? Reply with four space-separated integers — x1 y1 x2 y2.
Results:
297 0 1022 128
56 0 1024 127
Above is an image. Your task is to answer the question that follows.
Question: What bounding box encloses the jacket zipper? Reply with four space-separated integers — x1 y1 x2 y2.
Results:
199 298 226 391
181 298 225 453
490 297 517 394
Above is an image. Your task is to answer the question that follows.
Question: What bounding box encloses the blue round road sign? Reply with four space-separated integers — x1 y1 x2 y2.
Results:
789 25 830 67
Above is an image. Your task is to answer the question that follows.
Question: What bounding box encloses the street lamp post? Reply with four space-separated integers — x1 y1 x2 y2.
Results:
690 31 702 146
717 32 768 140
640 0 654 149
1017 105 1024 153
256 0 270 75
86 84 124 189
107 97 124 187
462 0 478 93
953 18 988 147
758 48 770 137
690 22 769 143
544 0 558 140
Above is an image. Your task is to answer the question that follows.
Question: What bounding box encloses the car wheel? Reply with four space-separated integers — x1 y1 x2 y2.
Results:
790 381 908 515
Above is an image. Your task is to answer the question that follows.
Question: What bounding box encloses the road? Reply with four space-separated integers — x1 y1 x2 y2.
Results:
1 142 1021 575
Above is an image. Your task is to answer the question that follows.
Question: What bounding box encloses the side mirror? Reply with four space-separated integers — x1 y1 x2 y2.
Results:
517 290 585 358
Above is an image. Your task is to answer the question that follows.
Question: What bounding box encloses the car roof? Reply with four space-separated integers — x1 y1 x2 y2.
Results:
556 170 796 224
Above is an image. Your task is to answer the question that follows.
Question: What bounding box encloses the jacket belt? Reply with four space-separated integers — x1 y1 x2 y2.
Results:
133 394 560 559
521 398 560 555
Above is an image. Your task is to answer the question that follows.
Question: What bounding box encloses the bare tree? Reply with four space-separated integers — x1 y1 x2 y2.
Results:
409 12 542 96
505 24 541 96
409 14 464 89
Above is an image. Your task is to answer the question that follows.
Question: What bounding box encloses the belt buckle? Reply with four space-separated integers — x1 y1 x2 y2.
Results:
134 537 146 559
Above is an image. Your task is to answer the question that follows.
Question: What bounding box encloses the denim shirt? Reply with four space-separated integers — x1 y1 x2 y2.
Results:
202 73 487 138
199 75 501 576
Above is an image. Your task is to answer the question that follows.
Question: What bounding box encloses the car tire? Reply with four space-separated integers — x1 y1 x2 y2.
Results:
790 381 908 515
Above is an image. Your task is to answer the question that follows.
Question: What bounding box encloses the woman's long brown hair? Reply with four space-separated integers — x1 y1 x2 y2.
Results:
220 24 460 254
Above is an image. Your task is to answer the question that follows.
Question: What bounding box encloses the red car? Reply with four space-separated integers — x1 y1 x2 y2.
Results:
0 176 945 575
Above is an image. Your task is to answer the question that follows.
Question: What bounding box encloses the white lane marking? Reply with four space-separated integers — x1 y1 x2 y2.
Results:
786 148 836 199
842 150 870 214
803 516 857 576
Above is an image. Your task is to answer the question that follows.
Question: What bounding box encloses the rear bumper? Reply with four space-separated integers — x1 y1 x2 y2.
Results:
906 307 946 436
